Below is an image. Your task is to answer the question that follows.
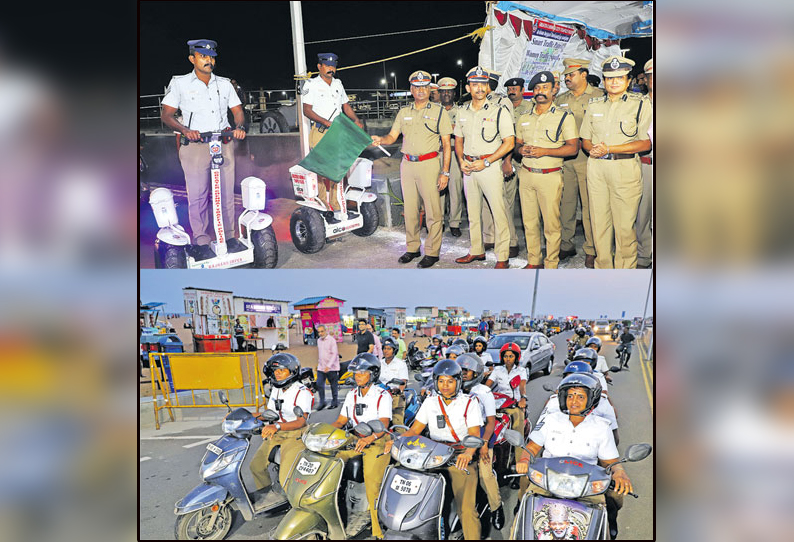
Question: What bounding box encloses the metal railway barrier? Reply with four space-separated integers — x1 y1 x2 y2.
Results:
149 352 263 430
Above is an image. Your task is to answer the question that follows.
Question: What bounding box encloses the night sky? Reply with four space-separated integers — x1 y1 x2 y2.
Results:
139 1 651 95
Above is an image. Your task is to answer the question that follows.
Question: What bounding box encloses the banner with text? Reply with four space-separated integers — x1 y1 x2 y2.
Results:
519 20 575 94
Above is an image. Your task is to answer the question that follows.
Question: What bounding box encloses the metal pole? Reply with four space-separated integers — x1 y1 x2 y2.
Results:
640 269 653 334
530 269 539 322
290 1 309 158
488 2 495 71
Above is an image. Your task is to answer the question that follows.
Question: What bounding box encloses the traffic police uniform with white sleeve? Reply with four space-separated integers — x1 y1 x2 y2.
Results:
249 381 314 490
162 39 242 246
469 382 502 513
537 393 618 432
515 71 578 268
415 391 484 540
391 71 453 260
455 66 515 263
635 58 654 268
379 357 410 427
556 58 605 262
337 383 393 536
488 363 528 463
437 77 464 232
580 56 653 268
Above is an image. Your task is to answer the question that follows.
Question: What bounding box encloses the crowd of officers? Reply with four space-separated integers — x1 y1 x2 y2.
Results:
371 56 653 269
247 328 633 539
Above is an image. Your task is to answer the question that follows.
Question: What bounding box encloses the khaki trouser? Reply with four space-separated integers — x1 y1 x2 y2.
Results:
439 152 464 228
483 159 519 248
587 158 643 269
337 438 390 538
504 406 526 467
401 159 443 257
310 125 345 212
464 161 511 261
636 160 653 266
479 452 502 511
178 139 236 246
249 428 305 490
561 154 596 256
447 460 481 540
518 167 563 268
391 394 406 428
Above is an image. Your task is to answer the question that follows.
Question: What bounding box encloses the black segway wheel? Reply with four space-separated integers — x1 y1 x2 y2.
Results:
290 207 326 253
352 200 379 237
251 225 278 268
154 240 187 269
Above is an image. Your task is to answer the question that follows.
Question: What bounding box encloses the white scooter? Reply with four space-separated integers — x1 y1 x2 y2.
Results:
288 157 379 253
149 130 278 269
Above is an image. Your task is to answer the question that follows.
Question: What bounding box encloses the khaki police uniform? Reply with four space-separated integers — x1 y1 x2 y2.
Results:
636 59 653 267
162 70 242 246
392 101 453 257
470 382 502 512
439 103 464 229
515 103 578 268
249 381 314 490
379 357 409 427
556 76 605 258
415 393 484 540
455 94 515 261
580 59 652 268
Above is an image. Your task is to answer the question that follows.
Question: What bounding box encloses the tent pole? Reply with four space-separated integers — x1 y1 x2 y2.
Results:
488 2 495 71
290 1 309 158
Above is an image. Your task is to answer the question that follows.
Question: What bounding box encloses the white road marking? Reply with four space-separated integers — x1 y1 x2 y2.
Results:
140 456 152 462
182 438 216 449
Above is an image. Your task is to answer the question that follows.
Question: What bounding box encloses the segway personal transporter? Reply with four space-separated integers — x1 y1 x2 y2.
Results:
149 130 278 269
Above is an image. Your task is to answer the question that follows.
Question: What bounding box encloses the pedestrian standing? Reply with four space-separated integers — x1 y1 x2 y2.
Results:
581 56 652 268
234 318 245 352
315 325 340 410
160 39 246 259
355 319 375 354
367 323 383 359
371 70 452 268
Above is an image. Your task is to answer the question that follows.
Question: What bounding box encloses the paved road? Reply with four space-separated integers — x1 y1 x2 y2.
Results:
140 331 653 539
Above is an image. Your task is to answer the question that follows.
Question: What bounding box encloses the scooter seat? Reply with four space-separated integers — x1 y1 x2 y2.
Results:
342 455 365 483
268 445 281 464
226 238 247 253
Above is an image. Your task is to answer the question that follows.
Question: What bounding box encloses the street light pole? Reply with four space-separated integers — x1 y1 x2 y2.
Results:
390 72 396 90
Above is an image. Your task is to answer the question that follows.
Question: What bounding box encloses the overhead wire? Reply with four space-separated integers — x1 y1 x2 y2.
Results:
304 22 482 44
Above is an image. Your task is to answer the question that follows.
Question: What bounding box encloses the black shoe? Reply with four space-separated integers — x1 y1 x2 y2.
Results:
491 504 505 530
187 244 216 261
610 524 618 539
450 227 462 237
322 211 340 224
509 245 519 258
315 403 327 411
637 261 652 269
417 256 439 268
510 476 521 490
559 248 577 261
398 251 422 264
329 402 339 409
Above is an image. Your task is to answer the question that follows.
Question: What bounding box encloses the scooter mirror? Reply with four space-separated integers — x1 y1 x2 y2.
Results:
293 406 305 419
502 428 524 447
610 366 621 372
509 375 522 388
542 383 555 392
461 435 485 448
354 423 373 437
625 443 653 462
366 420 387 433
260 409 280 422
414 374 424 382
218 390 229 405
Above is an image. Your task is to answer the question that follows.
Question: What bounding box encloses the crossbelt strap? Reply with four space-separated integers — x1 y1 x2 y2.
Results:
437 396 460 442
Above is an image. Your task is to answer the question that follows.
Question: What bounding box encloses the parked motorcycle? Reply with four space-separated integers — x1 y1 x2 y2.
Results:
272 412 377 540
173 391 290 540
503 429 651 540
611 326 620 341
369 420 491 540
406 341 427 372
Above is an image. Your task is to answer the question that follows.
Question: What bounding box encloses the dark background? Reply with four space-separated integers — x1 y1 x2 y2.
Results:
139 1 651 95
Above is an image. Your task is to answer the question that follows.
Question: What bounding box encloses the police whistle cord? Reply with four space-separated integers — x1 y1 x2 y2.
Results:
294 26 492 81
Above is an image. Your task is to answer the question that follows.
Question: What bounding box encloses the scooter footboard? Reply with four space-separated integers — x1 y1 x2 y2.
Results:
174 483 228 515
378 467 445 538
512 494 606 540
272 507 327 540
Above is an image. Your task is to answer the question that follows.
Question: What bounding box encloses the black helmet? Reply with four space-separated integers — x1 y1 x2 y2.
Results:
451 338 469 352
572 347 599 370
381 337 398 355
557 373 602 415
349 353 381 389
445 344 465 359
432 359 463 398
266 353 301 389
456 353 485 393
432 334 443 343
563 361 594 376
585 336 602 351
575 326 586 337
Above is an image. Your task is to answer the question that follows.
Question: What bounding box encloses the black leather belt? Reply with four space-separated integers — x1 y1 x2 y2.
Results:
597 153 636 160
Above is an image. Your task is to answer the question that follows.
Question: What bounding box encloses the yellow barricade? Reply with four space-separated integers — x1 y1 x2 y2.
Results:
149 352 263 430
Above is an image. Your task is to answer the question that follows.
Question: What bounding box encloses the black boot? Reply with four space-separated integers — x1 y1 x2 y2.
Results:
491 504 505 530
606 495 619 539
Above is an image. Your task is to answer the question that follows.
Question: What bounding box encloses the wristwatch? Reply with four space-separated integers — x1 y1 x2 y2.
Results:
441 171 450 177
275 423 282 431
483 157 492 167
235 125 247 132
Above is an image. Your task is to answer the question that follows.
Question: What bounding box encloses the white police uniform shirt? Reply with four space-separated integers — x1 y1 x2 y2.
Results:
489 365 528 401
162 71 241 132
596 355 610 375
379 358 410 385
538 393 618 430
530 411 618 465
267 381 313 423
478 352 494 366
469 383 497 419
303 76 349 124
416 392 483 444
342 385 392 425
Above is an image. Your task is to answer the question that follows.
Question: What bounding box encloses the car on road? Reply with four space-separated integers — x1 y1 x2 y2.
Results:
593 319 611 335
485 332 555 376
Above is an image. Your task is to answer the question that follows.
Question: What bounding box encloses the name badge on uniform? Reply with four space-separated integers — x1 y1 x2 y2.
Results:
559 103 568 107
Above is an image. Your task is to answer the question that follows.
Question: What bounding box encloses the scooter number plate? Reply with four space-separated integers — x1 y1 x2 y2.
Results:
296 457 320 476
390 474 421 495
206 443 223 455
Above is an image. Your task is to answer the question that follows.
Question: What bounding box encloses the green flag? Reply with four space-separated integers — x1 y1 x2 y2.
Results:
298 115 373 182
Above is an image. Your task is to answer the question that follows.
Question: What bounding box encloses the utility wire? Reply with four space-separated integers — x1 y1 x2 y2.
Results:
304 22 482 44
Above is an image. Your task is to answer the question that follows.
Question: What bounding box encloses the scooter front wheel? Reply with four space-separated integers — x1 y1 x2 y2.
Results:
174 505 233 540
251 226 278 268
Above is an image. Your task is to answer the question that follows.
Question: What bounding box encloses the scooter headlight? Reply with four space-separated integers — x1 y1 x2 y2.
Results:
529 468 545 488
221 419 243 433
423 454 447 469
398 449 426 468
303 432 347 452
546 468 588 499
201 452 235 479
